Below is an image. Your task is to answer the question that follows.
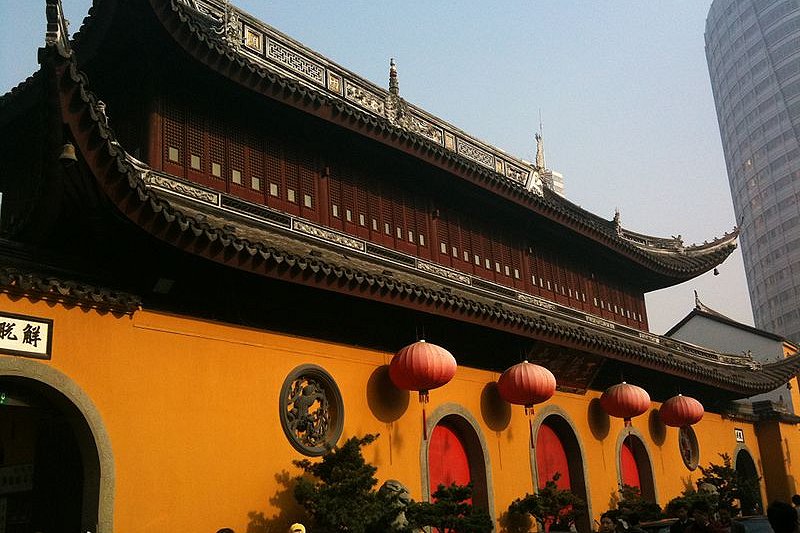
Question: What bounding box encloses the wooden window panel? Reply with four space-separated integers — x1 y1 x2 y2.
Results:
368 189 382 243
247 131 266 204
450 218 469 272
526 249 539 296
228 125 251 199
511 242 524 289
354 174 369 238
299 149 317 221
264 135 283 211
186 106 207 185
401 198 419 255
283 143 301 216
328 170 343 231
414 197 431 259
540 253 555 298
204 115 226 193
381 189 395 247
463 225 479 275
162 98 185 178
341 174 358 236
395 194 414 254
600 283 614 320
437 212 451 267
478 233 492 281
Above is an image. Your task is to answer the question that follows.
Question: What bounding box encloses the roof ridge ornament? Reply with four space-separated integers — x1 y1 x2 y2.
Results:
385 58 413 130
44 0 72 57
213 0 242 49
389 58 399 96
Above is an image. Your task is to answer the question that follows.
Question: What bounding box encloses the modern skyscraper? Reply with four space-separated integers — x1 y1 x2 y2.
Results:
706 0 800 342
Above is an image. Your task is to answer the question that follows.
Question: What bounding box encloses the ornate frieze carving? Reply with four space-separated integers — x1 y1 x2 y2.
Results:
517 293 557 311
293 221 366 252
416 260 471 285
637 331 661 344
505 164 529 185
267 39 325 85
456 139 495 169
585 315 616 330
345 81 385 116
143 173 220 205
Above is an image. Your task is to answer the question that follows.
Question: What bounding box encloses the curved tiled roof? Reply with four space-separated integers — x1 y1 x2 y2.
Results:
0 267 141 315
38 0 739 287
26 3 800 398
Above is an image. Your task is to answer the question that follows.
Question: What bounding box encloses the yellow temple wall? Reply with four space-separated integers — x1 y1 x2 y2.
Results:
0 294 791 533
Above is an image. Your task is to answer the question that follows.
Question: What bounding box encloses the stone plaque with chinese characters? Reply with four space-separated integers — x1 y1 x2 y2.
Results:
0 313 52 359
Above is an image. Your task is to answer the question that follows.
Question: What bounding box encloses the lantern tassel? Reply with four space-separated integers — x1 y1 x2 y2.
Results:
525 405 534 449
624 417 632 428
420 390 430 440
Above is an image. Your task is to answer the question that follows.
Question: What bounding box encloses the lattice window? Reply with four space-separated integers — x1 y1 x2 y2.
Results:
187 108 205 171
368 190 381 235
329 170 342 219
229 126 246 185
392 196 405 243
163 99 185 167
300 150 316 210
249 132 265 191
356 174 369 227
265 136 282 201
209 117 225 179
342 175 356 226
382 191 394 236
285 144 300 203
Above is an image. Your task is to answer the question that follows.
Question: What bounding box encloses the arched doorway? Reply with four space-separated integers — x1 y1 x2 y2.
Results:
424 409 491 515
735 448 762 515
619 434 656 502
534 414 591 533
0 375 103 533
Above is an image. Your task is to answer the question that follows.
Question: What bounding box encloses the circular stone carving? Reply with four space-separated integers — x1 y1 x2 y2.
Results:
678 425 699 471
280 364 344 456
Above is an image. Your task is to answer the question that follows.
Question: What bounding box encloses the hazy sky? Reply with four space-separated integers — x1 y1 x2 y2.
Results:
0 0 752 334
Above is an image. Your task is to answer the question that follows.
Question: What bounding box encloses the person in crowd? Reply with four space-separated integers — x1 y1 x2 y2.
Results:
600 512 624 533
670 501 694 533
714 506 744 533
767 501 798 533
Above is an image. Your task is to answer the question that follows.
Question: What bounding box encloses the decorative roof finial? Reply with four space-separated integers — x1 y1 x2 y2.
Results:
535 110 545 169
214 0 241 48
694 289 700 309
389 58 399 96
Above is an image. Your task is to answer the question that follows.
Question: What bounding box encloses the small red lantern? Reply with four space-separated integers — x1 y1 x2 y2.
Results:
600 382 650 427
659 394 704 427
497 360 556 447
390 340 457 439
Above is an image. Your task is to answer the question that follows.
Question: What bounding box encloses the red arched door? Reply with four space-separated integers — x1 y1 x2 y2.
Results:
536 423 571 489
429 423 471 498
620 436 641 489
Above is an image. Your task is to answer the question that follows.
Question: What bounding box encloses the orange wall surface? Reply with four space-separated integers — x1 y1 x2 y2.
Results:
0 294 791 532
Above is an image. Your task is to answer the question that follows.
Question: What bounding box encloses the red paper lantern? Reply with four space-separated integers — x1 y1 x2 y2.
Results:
497 360 557 448
390 340 457 440
389 340 457 395
497 360 556 410
600 382 650 426
659 394 704 427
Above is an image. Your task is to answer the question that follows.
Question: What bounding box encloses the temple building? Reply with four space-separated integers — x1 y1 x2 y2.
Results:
1 1 800 532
